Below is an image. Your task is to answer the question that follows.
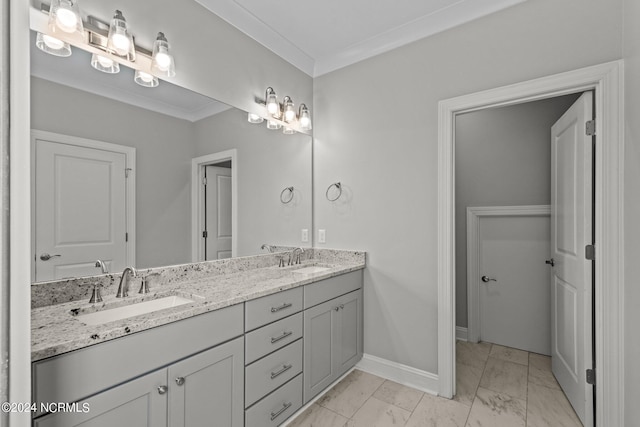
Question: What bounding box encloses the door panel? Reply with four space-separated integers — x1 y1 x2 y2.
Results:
303 299 336 403
551 91 593 426
34 138 127 281
205 165 232 260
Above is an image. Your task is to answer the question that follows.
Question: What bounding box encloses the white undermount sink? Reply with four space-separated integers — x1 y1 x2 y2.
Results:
77 295 195 326
292 265 332 275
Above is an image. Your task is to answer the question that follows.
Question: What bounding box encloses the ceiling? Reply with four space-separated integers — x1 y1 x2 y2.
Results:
195 0 526 76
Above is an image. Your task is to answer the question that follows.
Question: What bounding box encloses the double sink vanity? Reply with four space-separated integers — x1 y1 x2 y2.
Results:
30 249 365 426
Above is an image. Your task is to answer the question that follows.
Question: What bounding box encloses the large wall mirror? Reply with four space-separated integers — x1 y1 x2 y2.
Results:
30 32 312 283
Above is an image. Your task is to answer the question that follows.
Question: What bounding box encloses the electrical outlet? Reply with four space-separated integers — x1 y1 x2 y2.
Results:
301 229 309 243
318 229 326 244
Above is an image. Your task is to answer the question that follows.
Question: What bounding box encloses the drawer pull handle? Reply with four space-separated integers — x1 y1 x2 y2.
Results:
271 302 293 313
270 402 292 421
270 364 293 379
271 331 293 343
175 377 185 386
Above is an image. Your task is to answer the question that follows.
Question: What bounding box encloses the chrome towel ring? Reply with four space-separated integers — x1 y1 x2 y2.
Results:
326 182 342 201
280 186 294 204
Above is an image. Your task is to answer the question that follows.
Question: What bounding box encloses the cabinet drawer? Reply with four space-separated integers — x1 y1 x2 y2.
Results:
245 339 303 407
245 312 303 365
304 270 362 309
245 375 302 427
245 287 303 331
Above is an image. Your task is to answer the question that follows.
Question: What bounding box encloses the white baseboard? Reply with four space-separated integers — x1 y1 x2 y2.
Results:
456 326 468 341
356 353 439 396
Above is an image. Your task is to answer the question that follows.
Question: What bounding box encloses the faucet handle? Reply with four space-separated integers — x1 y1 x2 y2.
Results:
138 278 150 294
89 285 103 303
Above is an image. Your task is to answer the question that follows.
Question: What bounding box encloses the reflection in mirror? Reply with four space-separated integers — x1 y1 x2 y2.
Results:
30 31 312 283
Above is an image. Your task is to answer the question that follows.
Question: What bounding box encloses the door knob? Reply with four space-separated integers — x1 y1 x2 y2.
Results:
40 253 62 261
481 276 496 283
545 259 555 267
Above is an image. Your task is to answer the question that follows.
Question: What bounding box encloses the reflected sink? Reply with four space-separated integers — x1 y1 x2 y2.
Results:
77 295 195 325
292 266 332 275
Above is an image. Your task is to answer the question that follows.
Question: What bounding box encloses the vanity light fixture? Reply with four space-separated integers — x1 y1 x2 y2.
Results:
48 0 84 36
266 87 280 117
282 96 295 123
267 119 282 130
247 113 264 124
134 70 159 87
36 32 72 57
282 127 295 135
106 10 135 60
90 53 120 73
151 32 175 77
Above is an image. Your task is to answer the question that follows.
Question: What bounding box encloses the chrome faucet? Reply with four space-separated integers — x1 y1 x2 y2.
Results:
289 247 304 265
116 267 137 298
261 244 275 253
95 259 109 274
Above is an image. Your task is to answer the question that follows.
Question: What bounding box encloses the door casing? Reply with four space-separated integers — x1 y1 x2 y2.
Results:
437 60 625 427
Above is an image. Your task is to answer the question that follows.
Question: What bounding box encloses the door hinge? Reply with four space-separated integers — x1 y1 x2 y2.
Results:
125 168 132 178
202 231 208 238
586 368 596 385
585 244 595 260
586 120 596 136
125 232 129 242
202 177 207 186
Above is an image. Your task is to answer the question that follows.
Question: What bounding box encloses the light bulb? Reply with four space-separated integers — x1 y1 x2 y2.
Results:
300 116 311 128
267 120 281 130
138 72 154 83
154 52 171 71
134 70 159 87
247 113 264 124
267 98 279 115
111 33 130 56
283 96 295 123
42 35 65 50
96 55 114 68
285 108 295 122
55 7 78 33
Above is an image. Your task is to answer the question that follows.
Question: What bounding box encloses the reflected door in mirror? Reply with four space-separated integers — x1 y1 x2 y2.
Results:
34 134 129 281
205 165 232 260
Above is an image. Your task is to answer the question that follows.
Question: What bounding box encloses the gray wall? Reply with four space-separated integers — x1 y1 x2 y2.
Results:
31 77 195 269
454 95 578 328
313 0 623 373
624 0 640 421
193 109 312 256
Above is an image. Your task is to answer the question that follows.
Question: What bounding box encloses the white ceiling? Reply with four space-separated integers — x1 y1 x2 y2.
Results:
195 0 526 76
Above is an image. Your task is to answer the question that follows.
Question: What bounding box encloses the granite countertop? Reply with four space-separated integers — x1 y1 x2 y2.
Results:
31 258 364 362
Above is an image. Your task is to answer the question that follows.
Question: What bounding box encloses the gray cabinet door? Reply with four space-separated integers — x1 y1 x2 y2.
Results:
168 337 244 427
303 298 338 403
33 369 167 427
336 290 363 376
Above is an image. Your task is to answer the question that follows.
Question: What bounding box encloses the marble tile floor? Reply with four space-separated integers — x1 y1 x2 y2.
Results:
287 341 582 427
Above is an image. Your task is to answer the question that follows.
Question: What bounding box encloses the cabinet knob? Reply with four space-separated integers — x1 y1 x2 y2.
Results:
334 306 340 311
339 304 345 310
175 377 185 386
157 385 168 395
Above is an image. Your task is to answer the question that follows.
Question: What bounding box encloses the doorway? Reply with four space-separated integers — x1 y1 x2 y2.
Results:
436 61 625 427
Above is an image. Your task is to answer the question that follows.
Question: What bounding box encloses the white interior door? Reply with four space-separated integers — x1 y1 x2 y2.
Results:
205 165 232 260
477 213 551 355
550 92 593 426
34 137 128 281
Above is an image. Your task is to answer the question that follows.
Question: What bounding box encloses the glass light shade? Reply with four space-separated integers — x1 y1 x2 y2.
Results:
48 0 84 36
299 104 312 130
283 127 295 135
90 53 120 73
266 88 279 118
36 32 72 57
283 97 295 123
134 70 159 87
247 113 264 124
106 10 135 60
267 120 282 130
151 33 175 77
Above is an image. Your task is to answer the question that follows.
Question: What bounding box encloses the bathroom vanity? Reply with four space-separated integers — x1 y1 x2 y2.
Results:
30 250 364 426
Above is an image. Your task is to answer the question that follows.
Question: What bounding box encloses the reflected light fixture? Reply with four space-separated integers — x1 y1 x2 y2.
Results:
48 0 84 35
247 113 264 124
266 87 280 117
298 104 312 131
134 70 159 87
90 53 120 73
283 127 295 135
151 32 175 77
282 96 295 123
267 119 282 130
36 32 72 57
107 10 135 60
